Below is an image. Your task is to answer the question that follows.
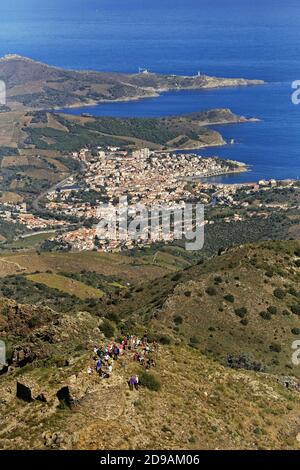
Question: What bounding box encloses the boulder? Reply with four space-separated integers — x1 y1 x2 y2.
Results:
16 378 50 403
16 380 35 402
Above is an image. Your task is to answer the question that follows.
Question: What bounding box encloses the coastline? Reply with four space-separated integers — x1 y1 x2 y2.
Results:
53 83 264 114
180 165 250 182
52 91 161 111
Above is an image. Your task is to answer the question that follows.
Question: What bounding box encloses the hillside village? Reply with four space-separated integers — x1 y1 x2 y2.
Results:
1 146 298 252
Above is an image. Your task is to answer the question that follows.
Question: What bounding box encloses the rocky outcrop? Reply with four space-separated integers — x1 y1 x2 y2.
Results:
0 297 57 337
12 346 36 367
42 431 78 449
17 379 40 402
16 369 95 408
279 376 300 391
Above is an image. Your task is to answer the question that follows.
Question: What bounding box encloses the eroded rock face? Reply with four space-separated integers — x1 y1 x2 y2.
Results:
12 346 36 367
0 299 56 337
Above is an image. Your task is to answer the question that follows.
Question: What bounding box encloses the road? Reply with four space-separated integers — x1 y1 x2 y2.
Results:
32 174 76 211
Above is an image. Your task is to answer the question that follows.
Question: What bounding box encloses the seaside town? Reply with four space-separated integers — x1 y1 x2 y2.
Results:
0 147 298 252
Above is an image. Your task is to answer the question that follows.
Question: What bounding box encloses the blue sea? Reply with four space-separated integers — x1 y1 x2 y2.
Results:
1 0 300 183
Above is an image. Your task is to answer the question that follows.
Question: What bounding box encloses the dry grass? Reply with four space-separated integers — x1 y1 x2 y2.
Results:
26 272 104 299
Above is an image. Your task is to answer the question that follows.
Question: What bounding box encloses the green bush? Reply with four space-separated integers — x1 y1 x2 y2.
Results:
190 336 199 345
206 286 217 296
291 304 300 316
173 315 183 325
265 270 274 278
158 335 171 345
269 342 281 353
100 319 115 338
224 294 235 303
235 307 247 318
288 287 299 297
140 372 161 391
273 288 286 299
171 273 182 282
267 306 278 315
28 316 40 329
291 328 300 335
260 311 272 320
105 311 120 324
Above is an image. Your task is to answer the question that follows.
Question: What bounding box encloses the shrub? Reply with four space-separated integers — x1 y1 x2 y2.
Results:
158 335 171 345
28 316 40 328
206 286 217 296
260 311 272 320
190 336 199 345
273 288 286 299
288 287 299 297
291 304 300 316
235 307 247 318
253 427 262 436
291 328 300 335
105 311 120 324
295 260 300 268
267 306 277 315
265 270 274 278
123 291 132 299
173 315 183 325
100 319 115 338
227 354 263 372
240 318 248 326
224 294 235 303
214 276 223 285
140 372 161 391
171 273 182 282
269 342 281 353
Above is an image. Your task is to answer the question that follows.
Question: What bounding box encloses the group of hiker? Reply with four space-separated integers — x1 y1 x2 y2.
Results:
87 334 157 389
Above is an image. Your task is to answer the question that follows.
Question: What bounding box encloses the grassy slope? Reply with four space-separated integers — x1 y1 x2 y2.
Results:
107 241 300 378
26 273 104 300
1 344 300 450
0 241 300 449
0 249 187 281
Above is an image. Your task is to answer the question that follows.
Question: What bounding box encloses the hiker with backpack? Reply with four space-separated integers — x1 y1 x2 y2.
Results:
96 358 102 375
128 375 139 391
113 345 120 360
